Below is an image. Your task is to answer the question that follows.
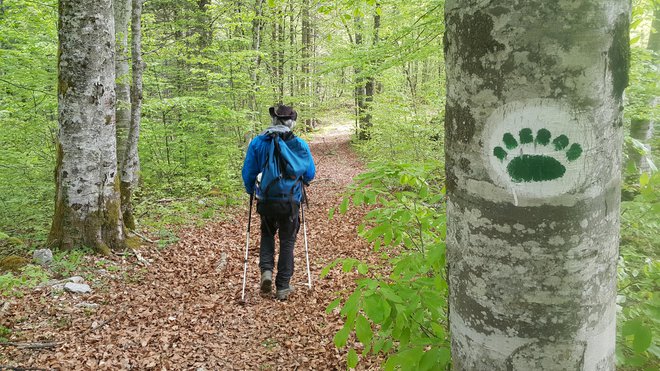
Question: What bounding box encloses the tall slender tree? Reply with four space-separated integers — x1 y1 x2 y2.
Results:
121 0 143 230
50 0 125 253
361 2 381 140
445 0 629 369
114 0 131 171
354 14 365 137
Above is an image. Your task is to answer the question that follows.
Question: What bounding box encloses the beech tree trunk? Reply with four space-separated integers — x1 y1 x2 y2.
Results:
301 0 312 128
50 0 125 254
444 1 629 369
354 16 365 138
362 3 381 141
114 0 131 170
250 0 265 113
121 0 143 230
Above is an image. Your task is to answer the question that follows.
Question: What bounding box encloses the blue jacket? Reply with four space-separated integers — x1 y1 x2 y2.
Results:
242 127 315 202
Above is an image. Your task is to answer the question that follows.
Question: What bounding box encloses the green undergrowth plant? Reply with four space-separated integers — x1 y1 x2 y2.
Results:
0 247 96 297
0 264 49 297
325 161 449 370
617 172 660 370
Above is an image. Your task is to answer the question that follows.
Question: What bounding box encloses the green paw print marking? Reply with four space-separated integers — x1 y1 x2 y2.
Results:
493 128 582 183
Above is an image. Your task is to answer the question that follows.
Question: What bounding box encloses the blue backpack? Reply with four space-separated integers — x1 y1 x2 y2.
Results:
258 133 309 203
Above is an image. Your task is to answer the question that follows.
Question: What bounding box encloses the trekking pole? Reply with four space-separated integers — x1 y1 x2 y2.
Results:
301 187 312 289
240 193 254 304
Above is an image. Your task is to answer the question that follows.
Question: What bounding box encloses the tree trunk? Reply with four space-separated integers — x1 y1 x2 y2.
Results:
250 0 265 115
288 0 296 98
50 0 125 254
278 4 285 101
301 0 313 129
114 0 131 193
354 16 365 138
362 3 380 141
629 117 654 173
444 1 629 369
648 3 660 53
121 0 144 230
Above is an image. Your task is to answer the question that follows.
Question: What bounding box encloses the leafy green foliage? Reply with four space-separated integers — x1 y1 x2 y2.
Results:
0 0 58 246
0 264 49 297
326 161 449 370
618 172 660 369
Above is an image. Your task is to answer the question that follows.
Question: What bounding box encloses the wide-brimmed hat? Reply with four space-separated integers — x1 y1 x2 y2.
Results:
269 105 298 121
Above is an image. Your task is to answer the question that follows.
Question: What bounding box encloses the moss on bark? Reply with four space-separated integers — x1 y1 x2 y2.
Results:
48 147 125 255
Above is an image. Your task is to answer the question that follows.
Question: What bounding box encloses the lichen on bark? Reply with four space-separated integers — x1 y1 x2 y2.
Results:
49 0 125 255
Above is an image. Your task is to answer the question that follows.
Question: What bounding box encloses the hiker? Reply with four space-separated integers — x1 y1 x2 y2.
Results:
241 105 316 300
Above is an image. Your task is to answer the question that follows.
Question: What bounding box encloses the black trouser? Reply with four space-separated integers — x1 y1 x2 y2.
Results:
257 201 300 290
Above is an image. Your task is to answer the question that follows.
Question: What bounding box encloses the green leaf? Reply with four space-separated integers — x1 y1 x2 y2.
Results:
622 319 643 336
342 259 357 273
339 197 350 214
328 207 335 220
334 324 351 348
632 326 652 353
396 346 425 370
419 347 451 369
326 298 342 314
357 263 368 275
380 286 403 303
347 348 359 368
355 314 373 345
340 290 361 317
353 191 364 206
321 260 340 278
363 294 386 323
365 190 377 204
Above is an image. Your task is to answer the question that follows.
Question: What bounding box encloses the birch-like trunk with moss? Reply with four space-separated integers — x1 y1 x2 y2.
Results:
120 0 143 230
444 1 629 369
49 0 124 254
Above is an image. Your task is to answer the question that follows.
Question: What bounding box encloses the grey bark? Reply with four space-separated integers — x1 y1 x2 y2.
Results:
354 16 365 138
50 0 125 253
630 117 654 173
362 3 381 141
114 0 131 171
301 0 313 129
444 1 629 370
121 0 143 230
249 0 265 118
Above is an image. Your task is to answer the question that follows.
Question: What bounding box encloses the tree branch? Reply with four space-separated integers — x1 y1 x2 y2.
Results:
0 78 54 96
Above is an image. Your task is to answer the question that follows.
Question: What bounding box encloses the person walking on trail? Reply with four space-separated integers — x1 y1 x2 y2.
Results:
241 105 316 300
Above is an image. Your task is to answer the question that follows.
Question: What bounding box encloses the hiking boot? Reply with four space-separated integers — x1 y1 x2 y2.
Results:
260 271 272 294
276 285 295 301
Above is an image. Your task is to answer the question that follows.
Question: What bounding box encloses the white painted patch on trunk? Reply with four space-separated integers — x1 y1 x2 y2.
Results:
483 99 592 198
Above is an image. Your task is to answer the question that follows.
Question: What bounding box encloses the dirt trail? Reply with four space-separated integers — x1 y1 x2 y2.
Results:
2 129 378 369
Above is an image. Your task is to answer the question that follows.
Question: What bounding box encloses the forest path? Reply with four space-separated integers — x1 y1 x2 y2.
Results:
4 126 379 369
